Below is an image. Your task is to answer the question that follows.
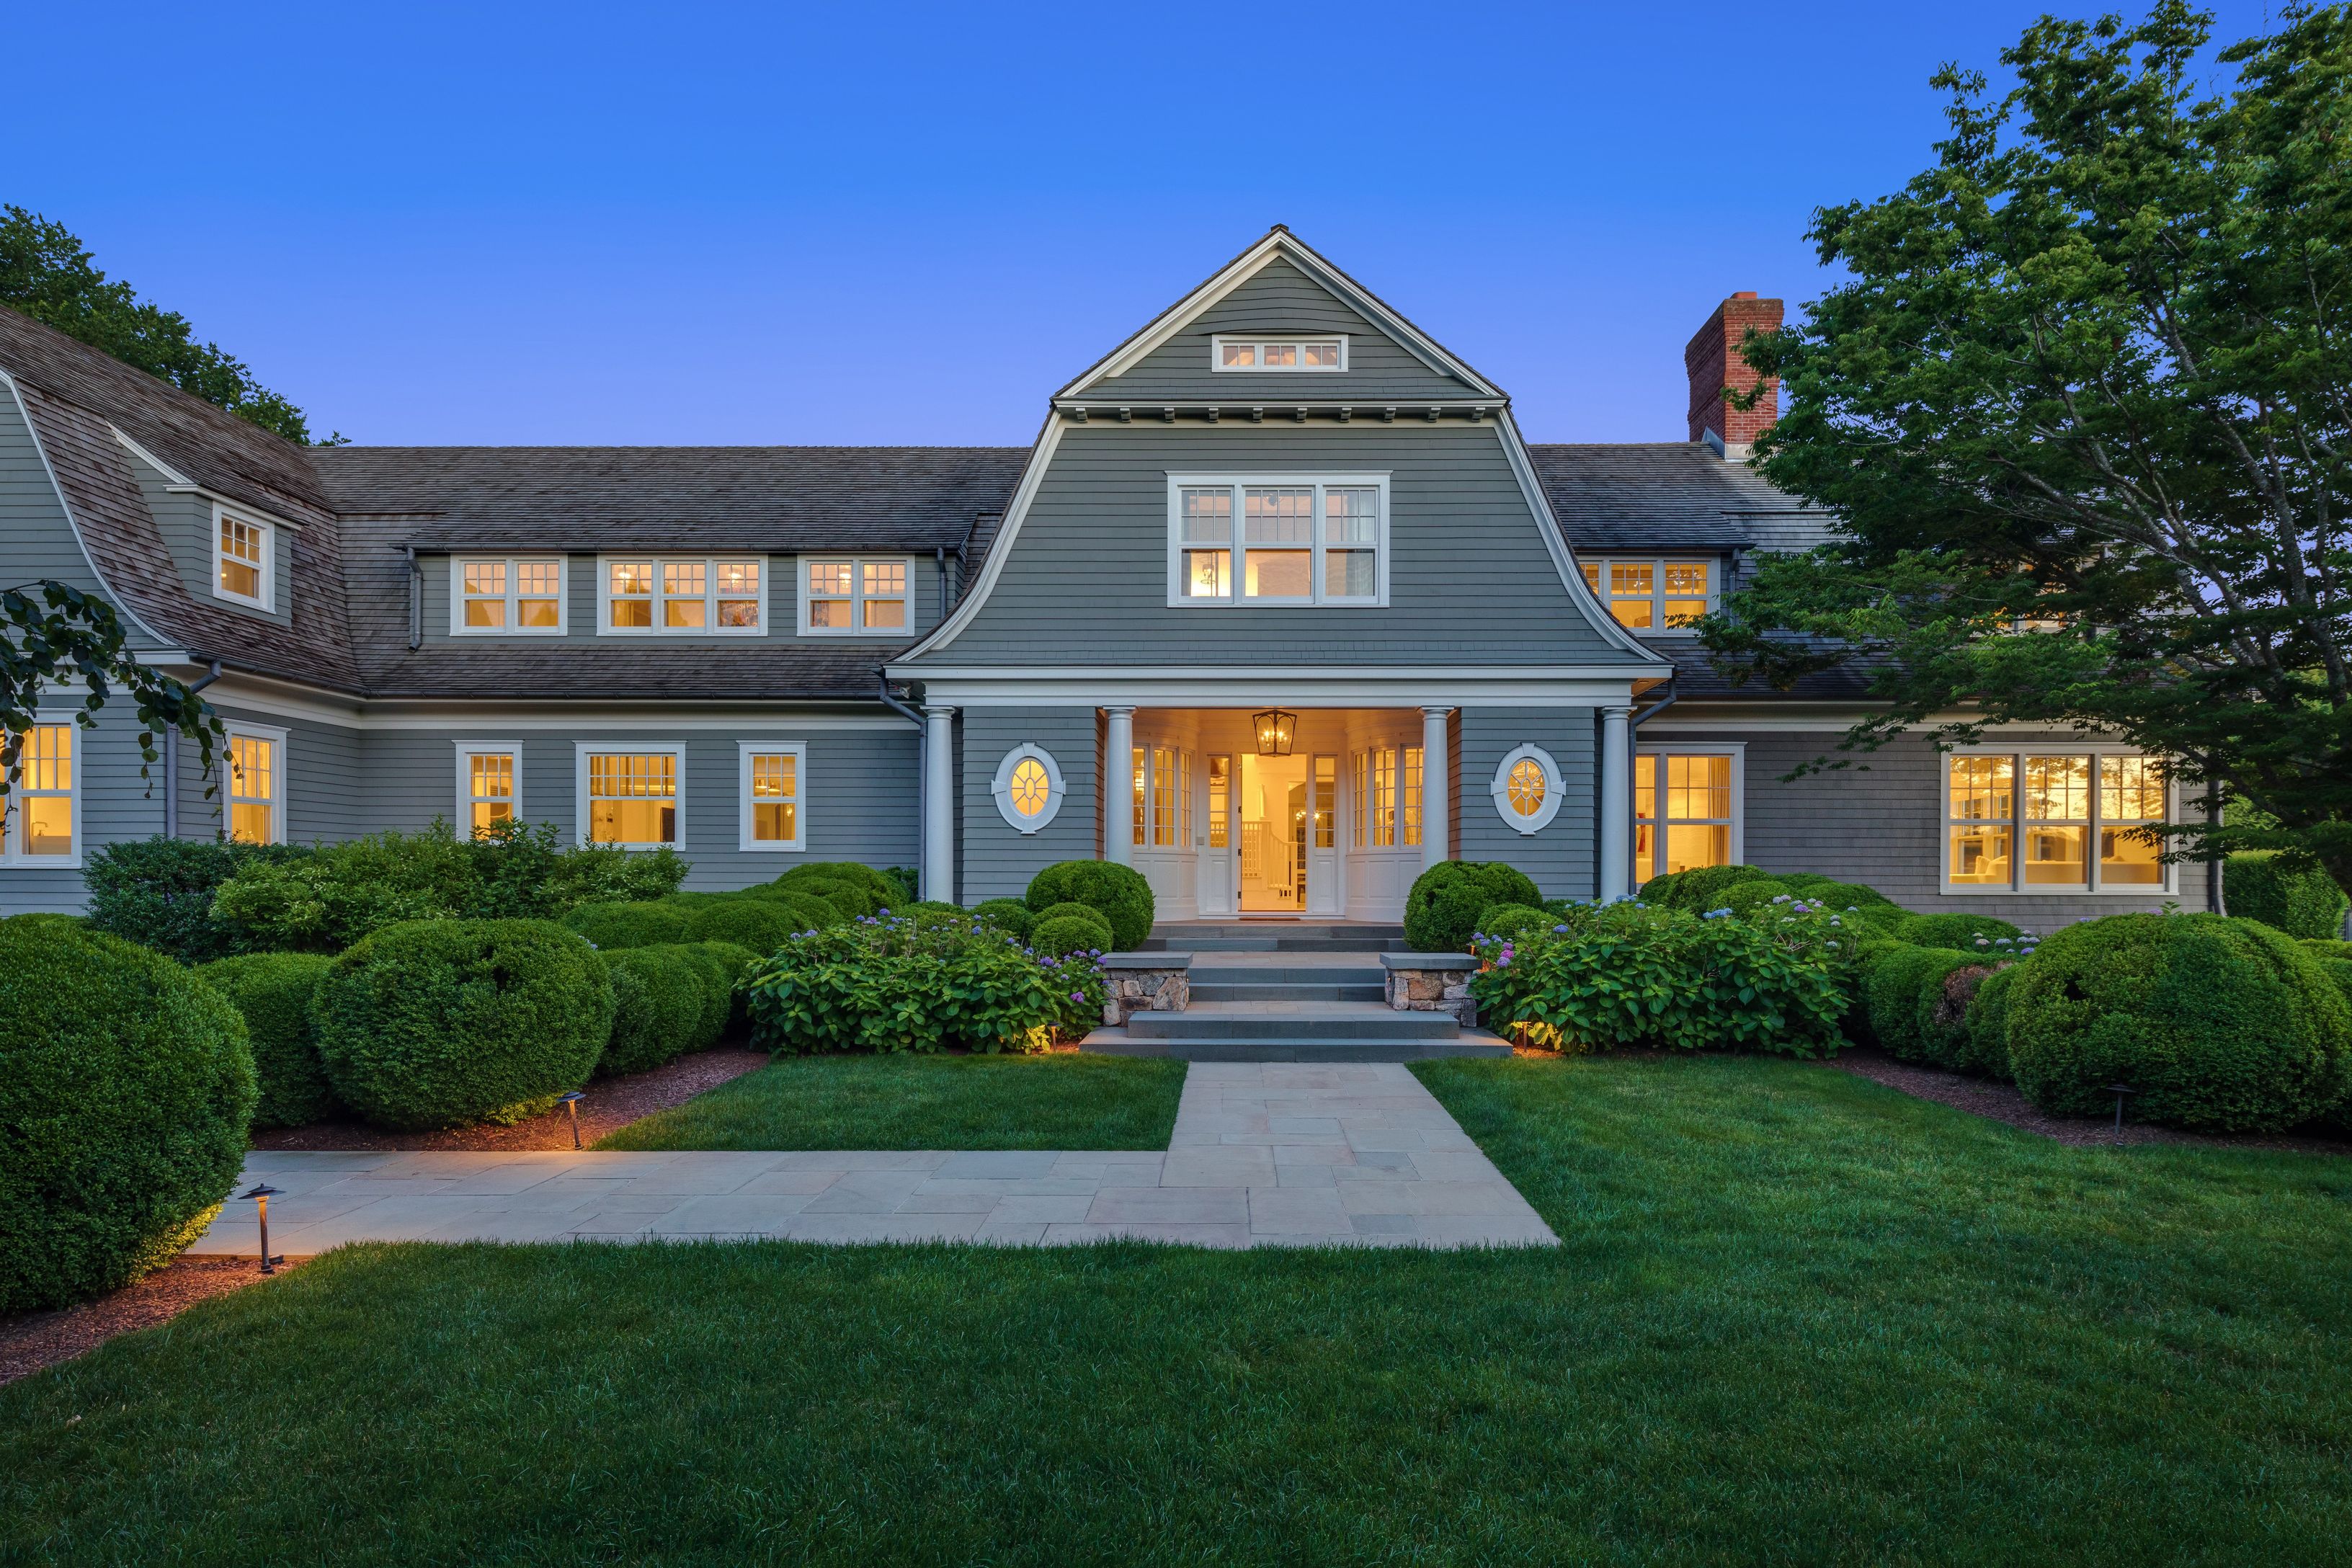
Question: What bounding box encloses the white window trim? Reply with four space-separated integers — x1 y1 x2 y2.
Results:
1490 744 1565 834
736 741 807 852
1940 746 2175 896
1634 743 1746 883
211 502 275 612
450 558 568 636
1580 556 1719 637
1164 473 1391 609
992 743 1064 834
796 555 917 637
1209 334 1349 373
224 721 290 845
573 741 687 850
1 716 85 868
452 741 523 837
595 556 769 637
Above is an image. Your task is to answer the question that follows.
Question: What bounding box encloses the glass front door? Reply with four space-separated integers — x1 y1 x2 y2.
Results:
1237 752 1309 912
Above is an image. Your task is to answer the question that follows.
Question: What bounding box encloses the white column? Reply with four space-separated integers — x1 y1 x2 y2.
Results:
922 705 955 903
1102 705 1136 865
1599 703 1633 901
1420 706 1451 876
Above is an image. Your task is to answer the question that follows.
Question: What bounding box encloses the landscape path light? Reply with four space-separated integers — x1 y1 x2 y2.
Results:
558 1090 586 1149
240 1184 285 1275
2106 1083 2137 1146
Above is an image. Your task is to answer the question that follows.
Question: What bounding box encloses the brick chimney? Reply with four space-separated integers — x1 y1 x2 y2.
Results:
1684 291 1782 455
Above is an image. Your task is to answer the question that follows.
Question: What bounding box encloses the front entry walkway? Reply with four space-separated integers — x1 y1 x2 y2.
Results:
184 1064 1557 1253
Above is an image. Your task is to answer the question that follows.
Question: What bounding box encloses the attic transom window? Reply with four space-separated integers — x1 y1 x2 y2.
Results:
601 557 765 635
1212 335 1347 372
213 505 272 609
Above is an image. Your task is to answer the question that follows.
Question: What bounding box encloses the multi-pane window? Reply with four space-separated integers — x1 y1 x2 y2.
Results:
1358 745 1425 848
3 724 76 860
1313 757 1335 849
215 508 270 607
603 558 763 633
1635 752 1736 883
1946 752 2168 892
1212 335 1346 371
227 732 280 845
1207 755 1230 849
1129 746 1189 850
455 559 564 633
739 744 803 851
585 752 678 845
460 749 516 837
802 558 911 633
1580 558 1714 631
1172 478 1384 605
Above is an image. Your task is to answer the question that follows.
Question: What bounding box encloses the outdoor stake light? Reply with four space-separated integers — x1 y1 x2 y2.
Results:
558 1090 586 1149
2107 1083 2137 1146
240 1184 285 1275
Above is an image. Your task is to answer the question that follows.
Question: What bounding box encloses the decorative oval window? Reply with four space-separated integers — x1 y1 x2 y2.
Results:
1491 744 1564 834
992 744 1064 834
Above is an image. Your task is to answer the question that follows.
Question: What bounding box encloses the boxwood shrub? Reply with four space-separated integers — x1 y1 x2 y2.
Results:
1863 944 1984 1063
0 915 257 1311
2226 852 2350 940
1476 904 1554 943
81 836 311 964
2299 938 2352 1004
1896 912 2028 956
312 918 615 1129
777 861 911 908
1961 963 2022 1078
601 945 706 1076
1640 863 1773 912
741 884 852 930
681 895 806 956
562 899 695 950
2007 913 2352 1131
1025 860 1155 950
687 940 759 1035
973 898 1034 939
1404 860 1541 953
747 912 1102 1054
1032 909 1115 958
196 952 339 1128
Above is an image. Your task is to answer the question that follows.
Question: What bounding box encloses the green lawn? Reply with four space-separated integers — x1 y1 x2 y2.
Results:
6 1056 2350 1565
594 1051 1190 1150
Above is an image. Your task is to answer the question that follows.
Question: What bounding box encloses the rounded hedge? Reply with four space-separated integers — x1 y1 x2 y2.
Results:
742 884 850 931
691 940 759 1034
1961 963 2021 1078
2299 938 2352 1005
1476 904 1554 943
1025 861 1154 950
1716 879 1802 918
562 899 694 950
313 918 614 1129
1404 861 1541 953
1645 863 1774 912
197 952 339 1128
973 898 1034 939
781 877 878 922
682 896 806 956
0 916 257 1312
1863 943 1981 1063
1778 875 1899 909
601 945 705 1076
1896 912 2027 955
2007 913 2352 1131
2226 852 2350 940
777 861 911 910
1032 909 1115 958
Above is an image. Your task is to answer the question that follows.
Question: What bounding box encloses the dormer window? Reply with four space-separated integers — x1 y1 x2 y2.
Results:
1580 557 1716 633
1212 335 1347 372
453 558 566 634
213 505 272 609
599 556 765 635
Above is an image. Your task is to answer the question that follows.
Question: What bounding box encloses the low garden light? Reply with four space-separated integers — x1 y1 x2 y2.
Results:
1252 708 1296 757
240 1184 285 1275
2107 1083 2137 1146
558 1090 586 1149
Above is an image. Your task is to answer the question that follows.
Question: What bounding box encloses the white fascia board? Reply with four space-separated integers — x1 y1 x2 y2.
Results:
110 427 191 486
888 411 1065 660
0 369 173 649
902 669 1652 708
1491 411 1673 669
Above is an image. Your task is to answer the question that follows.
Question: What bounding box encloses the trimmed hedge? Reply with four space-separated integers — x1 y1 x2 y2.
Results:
313 919 615 1129
747 916 1096 1054
681 896 805 956
780 878 878 922
1961 963 2021 1078
1476 904 1554 943
1641 863 1773 912
562 899 695 950
2299 938 2352 1005
973 899 1034 939
2007 914 2352 1131
2227 852 2350 940
694 940 760 1033
1404 861 1541 953
0 915 257 1311
777 861 909 914
1863 944 1983 1064
741 885 852 932
1032 909 1115 958
81 837 310 965
196 952 339 1128
1025 861 1155 950
602 945 706 1076
1896 912 2027 955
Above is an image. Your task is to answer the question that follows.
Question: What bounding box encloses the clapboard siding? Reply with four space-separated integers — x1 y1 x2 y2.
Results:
414 551 948 646
0 378 104 594
937 422 1632 667
128 453 298 630
1456 706 1599 901
958 708 1097 904
1092 257 1476 404
0 708 166 914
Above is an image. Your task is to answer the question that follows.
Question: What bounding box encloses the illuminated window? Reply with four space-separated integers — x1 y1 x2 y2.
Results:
1358 744 1425 847
2022 755 2090 888
1212 335 1347 371
456 747 517 837
1402 744 1423 847
1579 558 1715 632
1635 752 1736 881
991 744 1064 833
227 731 282 845
801 556 912 634
1170 478 1385 605
2100 757 2166 886
3 723 76 861
1152 746 1178 847
1945 750 2169 893
1491 745 1564 834
602 558 764 634
1314 756 1335 849
1207 755 1230 850
455 559 564 634
582 750 679 846
739 744 804 851
213 507 272 608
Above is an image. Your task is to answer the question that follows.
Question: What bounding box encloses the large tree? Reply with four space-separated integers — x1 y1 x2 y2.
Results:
1704 1 2352 895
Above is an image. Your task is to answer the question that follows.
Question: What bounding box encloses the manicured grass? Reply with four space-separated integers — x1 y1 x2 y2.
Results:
593 1051 1190 1151
6 1056 2351 1565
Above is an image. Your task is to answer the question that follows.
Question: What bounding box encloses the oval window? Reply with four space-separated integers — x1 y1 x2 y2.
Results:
1506 757 1547 817
1490 744 1564 834
1009 757 1052 819
992 744 1064 834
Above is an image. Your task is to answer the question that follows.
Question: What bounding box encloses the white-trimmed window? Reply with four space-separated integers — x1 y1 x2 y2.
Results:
1943 749 2172 894
739 743 806 852
600 558 765 634
1636 749 1742 883
799 557 911 635
992 744 1064 834
1131 746 1190 850
213 504 273 609
453 559 565 634
226 726 286 845
1492 744 1564 834
578 747 682 847
1211 334 1348 372
1580 558 1715 632
454 744 520 837
1355 744 1423 848
2 723 79 864
1169 476 1388 607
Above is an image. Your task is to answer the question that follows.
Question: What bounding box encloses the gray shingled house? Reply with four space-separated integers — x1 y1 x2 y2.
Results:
0 228 2203 925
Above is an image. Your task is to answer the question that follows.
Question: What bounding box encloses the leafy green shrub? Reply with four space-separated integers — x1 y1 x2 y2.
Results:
2227 852 2350 940
82 837 311 964
2298 938 2352 1005
561 898 695 950
777 861 909 912
1404 861 1541 953
1469 899 1848 1055
685 940 758 1035
601 946 705 1075
196 952 337 1127
681 896 805 956
312 919 614 1129
2008 914 2352 1131
1032 911 1115 958
1777 874 1898 909
1863 944 1969 1061
740 883 851 930
781 878 878 922
1024 861 1155 950
1476 904 1554 943
747 912 1100 1054
973 898 1034 939
0 916 257 1311
1643 863 1773 912
1961 963 2022 1078
1896 912 2028 955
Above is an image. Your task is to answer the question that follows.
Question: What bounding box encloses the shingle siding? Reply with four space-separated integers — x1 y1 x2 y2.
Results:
957 708 1097 904
1456 707 1600 901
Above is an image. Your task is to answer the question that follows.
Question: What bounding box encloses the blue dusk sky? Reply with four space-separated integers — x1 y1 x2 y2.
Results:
12 1 2277 448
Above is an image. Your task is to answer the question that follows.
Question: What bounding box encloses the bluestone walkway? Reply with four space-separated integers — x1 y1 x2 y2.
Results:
184 1063 1557 1253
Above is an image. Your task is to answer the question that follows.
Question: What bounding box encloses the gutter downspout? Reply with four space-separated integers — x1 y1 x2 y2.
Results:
404 546 422 650
164 659 224 839
876 674 929 897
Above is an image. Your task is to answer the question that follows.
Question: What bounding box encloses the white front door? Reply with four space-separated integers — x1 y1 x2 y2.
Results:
1306 753 1340 915
1198 752 1234 915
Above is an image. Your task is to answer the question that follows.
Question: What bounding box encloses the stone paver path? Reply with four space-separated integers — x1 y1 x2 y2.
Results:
184 1063 1556 1253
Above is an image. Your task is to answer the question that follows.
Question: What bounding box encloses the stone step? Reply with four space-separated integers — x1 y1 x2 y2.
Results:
1126 1001 1458 1041
1150 922 1406 940
1188 981 1388 1004
1083 1028 1510 1063
1139 935 1411 953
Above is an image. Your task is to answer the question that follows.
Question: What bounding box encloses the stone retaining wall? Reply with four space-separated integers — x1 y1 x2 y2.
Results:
1380 953 1479 1030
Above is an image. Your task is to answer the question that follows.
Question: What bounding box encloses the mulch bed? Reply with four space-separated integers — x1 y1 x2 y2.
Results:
0 1257 308 1389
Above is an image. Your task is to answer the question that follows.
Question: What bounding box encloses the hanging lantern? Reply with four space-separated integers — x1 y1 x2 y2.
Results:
1252 708 1296 757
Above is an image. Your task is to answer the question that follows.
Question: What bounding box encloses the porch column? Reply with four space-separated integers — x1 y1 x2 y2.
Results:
922 704 955 903
1102 705 1136 865
1599 703 1632 901
1421 706 1451 876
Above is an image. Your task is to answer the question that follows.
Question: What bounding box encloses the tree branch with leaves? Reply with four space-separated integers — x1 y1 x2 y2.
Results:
2 581 223 806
